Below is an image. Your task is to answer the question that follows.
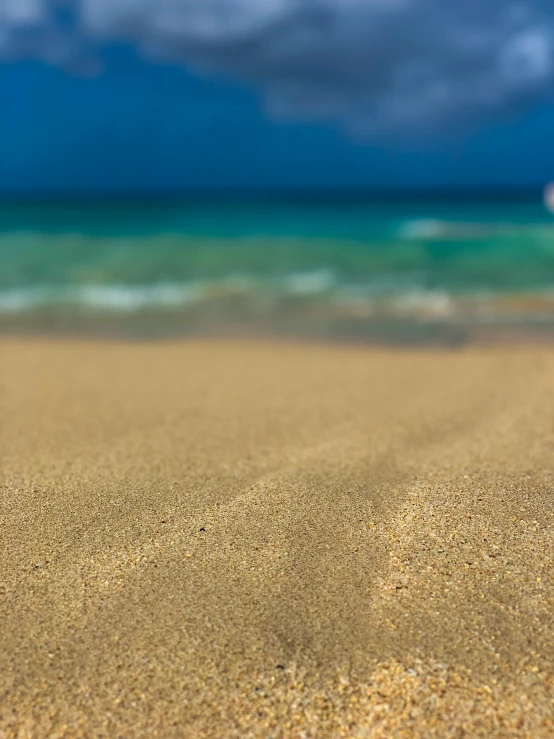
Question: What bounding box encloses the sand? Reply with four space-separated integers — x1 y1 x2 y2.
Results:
1 338 553 738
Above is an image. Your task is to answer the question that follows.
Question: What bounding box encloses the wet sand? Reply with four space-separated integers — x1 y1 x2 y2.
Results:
1 339 553 737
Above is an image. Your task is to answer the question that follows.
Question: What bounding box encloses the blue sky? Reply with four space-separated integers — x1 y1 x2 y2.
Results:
2 1 554 192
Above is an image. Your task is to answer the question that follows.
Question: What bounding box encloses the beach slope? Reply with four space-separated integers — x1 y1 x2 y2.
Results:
1 339 553 737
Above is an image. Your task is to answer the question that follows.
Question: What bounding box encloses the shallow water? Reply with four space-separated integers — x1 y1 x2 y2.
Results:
2 196 554 340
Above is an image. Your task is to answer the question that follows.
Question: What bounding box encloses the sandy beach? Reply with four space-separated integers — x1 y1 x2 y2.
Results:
1 338 553 738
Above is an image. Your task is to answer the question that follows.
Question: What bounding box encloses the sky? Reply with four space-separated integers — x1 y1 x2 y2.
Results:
1 0 554 192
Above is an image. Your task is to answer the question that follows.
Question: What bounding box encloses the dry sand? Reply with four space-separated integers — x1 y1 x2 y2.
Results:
1 338 553 738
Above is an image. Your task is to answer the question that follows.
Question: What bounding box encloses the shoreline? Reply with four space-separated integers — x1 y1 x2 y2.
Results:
3 321 554 347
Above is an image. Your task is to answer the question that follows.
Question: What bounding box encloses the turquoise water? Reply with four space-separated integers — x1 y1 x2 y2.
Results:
2 197 554 340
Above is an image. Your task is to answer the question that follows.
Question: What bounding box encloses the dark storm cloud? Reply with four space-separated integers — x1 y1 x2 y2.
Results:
1 0 554 133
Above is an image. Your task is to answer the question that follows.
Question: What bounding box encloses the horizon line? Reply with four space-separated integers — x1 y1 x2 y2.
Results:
0 185 548 203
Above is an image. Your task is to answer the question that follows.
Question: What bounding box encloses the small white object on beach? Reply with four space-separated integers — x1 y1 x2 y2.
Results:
543 182 554 213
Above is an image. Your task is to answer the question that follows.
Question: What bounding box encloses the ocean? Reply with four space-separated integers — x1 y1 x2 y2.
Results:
2 194 554 343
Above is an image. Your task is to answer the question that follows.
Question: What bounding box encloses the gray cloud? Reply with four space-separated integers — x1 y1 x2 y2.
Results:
1 0 554 134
